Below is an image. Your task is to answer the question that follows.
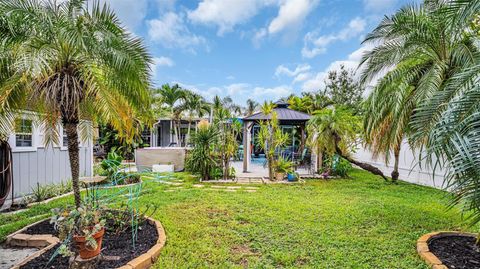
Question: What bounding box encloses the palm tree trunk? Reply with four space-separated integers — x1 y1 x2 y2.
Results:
64 122 82 208
391 145 401 182
317 147 323 173
333 133 388 181
187 119 192 145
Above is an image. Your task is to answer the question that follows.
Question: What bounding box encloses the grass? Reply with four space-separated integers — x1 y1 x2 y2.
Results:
0 169 473 268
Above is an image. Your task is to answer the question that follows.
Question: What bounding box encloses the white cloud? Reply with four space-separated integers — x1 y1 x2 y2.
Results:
301 44 373 91
253 85 292 100
302 17 367 58
275 63 311 78
148 12 207 52
363 0 397 12
252 28 268 48
154 57 175 67
226 83 250 96
157 0 176 12
268 0 318 35
188 0 270 35
90 0 148 31
226 75 236 80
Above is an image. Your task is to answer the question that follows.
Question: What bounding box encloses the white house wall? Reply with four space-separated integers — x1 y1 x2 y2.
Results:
10 146 92 198
354 141 446 189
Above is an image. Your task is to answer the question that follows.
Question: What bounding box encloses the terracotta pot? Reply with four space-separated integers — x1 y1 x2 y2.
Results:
275 172 285 181
73 228 105 259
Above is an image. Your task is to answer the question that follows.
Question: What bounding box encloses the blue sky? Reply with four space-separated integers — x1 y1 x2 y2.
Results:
103 0 414 104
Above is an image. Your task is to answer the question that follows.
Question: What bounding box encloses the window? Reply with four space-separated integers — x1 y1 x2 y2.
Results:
15 118 33 147
62 129 68 147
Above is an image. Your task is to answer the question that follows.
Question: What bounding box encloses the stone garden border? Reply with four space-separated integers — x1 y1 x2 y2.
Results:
417 231 477 269
5 216 166 269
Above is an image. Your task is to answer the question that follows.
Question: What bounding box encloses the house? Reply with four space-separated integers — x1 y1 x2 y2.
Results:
147 118 206 147
1 112 93 203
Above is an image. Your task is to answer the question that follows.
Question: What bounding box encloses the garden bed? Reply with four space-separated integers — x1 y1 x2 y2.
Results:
7 215 166 269
417 232 480 269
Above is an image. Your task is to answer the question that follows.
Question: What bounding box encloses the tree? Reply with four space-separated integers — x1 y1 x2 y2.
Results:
155 84 186 144
256 102 289 180
0 0 151 208
183 91 209 145
245 99 259 116
325 65 363 113
185 120 218 181
307 107 388 180
363 80 417 182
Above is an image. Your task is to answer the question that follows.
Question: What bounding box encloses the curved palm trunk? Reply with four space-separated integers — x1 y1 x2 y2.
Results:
391 145 401 182
65 121 82 208
333 134 388 181
187 118 192 145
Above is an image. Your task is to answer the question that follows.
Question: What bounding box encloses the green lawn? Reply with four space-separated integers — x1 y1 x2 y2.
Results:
0 169 472 268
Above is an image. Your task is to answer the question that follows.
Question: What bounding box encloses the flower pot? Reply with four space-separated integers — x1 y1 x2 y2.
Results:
275 172 285 181
287 173 297 182
73 228 105 259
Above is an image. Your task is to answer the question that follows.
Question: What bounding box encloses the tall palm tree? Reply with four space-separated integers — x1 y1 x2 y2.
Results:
359 0 477 180
363 81 417 182
183 91 209 145
156 84 186 144
0 0 151 208
307 107 388 180
245 99 258 116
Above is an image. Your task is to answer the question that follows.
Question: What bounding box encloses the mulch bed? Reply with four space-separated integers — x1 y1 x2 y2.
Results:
20 219 158 268
429 235 480 269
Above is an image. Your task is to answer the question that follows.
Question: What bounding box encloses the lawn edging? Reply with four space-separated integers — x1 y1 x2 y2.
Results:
417 231 477 269
5 216 167 269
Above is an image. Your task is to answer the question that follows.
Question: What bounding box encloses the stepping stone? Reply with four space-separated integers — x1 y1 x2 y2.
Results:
245 187 259 190
211 186 225 189
225 189 237 192
245 190 257 193
226 186 241 190
206 188 222 191
193 184 205 188
171 182 184 186
164 190 175 192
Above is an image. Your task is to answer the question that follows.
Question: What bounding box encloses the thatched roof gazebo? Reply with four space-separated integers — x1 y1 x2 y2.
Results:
241 101 311 173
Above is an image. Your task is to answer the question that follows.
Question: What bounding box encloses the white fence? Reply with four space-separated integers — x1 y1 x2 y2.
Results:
353 141 446 189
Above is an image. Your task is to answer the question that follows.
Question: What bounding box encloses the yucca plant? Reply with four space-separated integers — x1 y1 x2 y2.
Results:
0 0 152 208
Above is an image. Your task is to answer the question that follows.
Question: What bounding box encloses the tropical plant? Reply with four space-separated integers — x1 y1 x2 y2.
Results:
307 107 387 180
0 0 151 208
363 81 416 182
214 107 242 180
183 91 209 145
100 151 123 179
256 102 290 180
185 120 219 181
245 99 259 116
155 84 186 144
51 202 106 257
275 156 293 174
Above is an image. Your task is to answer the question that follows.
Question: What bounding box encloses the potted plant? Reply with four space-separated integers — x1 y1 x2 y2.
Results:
287 171 299 182
51 202 106 259
275 157 293 181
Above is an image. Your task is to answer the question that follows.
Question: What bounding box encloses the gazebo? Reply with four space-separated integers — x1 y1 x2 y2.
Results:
241 101 311 173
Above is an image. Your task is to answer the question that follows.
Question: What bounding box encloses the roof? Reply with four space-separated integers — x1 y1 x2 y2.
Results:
243 107 311 122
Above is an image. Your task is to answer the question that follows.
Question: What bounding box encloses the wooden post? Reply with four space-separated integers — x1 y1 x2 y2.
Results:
243 122 252 173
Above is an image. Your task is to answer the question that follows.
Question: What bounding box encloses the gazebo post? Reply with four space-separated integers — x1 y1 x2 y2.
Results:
243 121 253 173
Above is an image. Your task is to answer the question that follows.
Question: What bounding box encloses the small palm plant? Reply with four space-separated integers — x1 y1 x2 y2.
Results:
257 102 289 180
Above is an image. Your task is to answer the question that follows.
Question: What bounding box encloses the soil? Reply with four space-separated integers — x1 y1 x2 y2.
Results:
429 235 480 269
24 219 58 235
20 219 158 269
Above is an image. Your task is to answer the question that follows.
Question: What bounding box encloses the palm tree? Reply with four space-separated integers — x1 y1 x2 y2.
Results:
359 0 478 181
307 107 388 180
363 81 417 182
245 99 259 116
0 0 151 208
156 84 186 144
183 91 209 145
